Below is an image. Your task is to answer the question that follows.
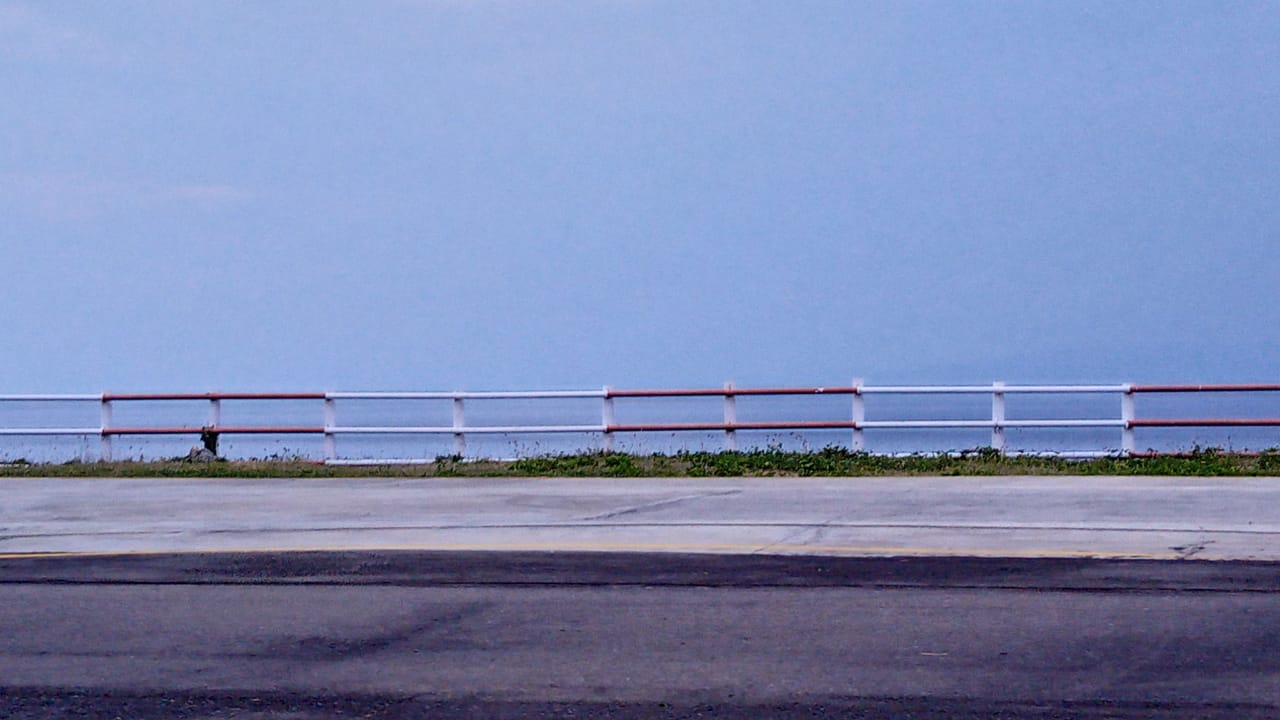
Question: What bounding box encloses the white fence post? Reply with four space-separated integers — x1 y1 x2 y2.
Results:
323 395 337 462
206 395 222 456
602 386 615 453
852 377 865 452
1121 385 1136 455
723 381 737 452
452 393 466 457
991 381 1006 454
99 395 112 462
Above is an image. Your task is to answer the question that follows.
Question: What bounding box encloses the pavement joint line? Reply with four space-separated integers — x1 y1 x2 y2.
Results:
8 524 1280 535
0 542 1187 561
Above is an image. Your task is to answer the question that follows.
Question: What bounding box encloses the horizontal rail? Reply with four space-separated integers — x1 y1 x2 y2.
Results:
607 419 1122 431
5 383 1278 403
860 420 998 429
0 419 1131 437
331 425 606 434
862 419 1126 429
1002 419 1126 428
0 428 101 436
607 384 1132 397
607 420 859 432
607 386 857 398
1131 384 1280 393
1129 418 1280 428
0 394 102 402
102 426 326 436
860 385 1130 395
327 390 607 400
102 392 327 401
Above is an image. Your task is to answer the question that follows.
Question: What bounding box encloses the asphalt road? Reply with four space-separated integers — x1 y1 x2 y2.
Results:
3 551 1279 719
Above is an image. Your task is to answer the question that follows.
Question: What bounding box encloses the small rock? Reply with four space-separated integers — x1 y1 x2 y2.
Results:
186 447 218 462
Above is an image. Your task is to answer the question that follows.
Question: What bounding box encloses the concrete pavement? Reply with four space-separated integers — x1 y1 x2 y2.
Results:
4 475 1280 559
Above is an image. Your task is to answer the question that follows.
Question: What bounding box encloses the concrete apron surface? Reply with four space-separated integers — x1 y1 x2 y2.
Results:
3 475 1280 561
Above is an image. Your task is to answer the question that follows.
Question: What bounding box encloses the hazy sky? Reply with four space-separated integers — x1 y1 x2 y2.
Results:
3 1 1277 392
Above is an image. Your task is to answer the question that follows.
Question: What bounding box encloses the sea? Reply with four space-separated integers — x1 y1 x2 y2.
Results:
2 389 1279 463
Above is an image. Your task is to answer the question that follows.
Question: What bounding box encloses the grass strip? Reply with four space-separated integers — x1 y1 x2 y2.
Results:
2 447 1279 478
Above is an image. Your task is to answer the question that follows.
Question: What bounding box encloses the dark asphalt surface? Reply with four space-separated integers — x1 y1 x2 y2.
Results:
2 552 1279 719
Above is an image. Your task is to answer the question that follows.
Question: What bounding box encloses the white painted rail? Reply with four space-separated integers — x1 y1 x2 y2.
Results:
1 383 1278 463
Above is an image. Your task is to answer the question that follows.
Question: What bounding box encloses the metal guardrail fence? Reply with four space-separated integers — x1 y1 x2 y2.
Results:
2 383 1279 463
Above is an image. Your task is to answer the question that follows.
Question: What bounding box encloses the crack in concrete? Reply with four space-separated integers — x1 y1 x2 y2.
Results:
1171 538 1215 559
577 489 742 521
756 505 858 555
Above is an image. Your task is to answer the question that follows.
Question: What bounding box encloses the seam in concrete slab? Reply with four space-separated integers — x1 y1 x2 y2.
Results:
0 542 1188 561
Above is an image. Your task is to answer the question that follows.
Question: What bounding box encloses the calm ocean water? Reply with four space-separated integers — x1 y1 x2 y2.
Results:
2 391 1279 463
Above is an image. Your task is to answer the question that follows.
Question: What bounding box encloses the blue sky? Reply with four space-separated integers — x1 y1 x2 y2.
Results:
2 1 1277 391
